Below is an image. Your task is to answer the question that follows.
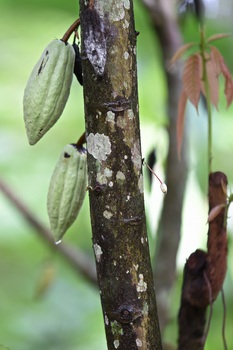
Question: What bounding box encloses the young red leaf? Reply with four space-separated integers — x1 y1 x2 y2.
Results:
206 59 219 109
210 46 233 107
169 42 196 68
177 89 188 159
207 33 230 43
207 203 226 223
210 46 224 76
221 62 233 108
182 54 202 111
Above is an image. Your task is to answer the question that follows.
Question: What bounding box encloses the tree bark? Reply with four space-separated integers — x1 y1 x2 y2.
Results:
79 1 162 349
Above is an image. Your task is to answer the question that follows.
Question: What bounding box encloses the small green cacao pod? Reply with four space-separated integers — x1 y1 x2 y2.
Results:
47 144 87 243
23 40 75 145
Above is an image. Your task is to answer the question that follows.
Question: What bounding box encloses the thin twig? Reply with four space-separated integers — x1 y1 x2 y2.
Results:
221 288 228 350
0 178 97 286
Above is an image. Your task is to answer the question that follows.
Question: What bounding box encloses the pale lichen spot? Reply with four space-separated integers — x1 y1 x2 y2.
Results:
109 181 114 187
109 2 125 21
116 115 126 129
96 167 113 186
127 109 134 119
87 133 111 161
126 270 129 274
105 314 109 325
124 155 128 160
137 274 147 292
124 0 130 9
136 338 142 347
106 111 115 123
105 167 113 177
103 210 113 219
123 81 128 89
142 302 149 316
131 141 141 171
134 264 139 271
94 243 103 263
126 194 131 202
114 340 120 349
138 174 144 194
141 237 144 244
113 260 117 266
124 51 129 60
123 19 129 28
116 171 126 181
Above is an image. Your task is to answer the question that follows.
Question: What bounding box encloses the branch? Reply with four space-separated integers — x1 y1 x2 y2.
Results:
178 172 228 349
141 0 188 333
0 178 97 286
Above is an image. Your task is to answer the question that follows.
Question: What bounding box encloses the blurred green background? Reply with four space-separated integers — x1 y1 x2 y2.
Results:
1 0 233 349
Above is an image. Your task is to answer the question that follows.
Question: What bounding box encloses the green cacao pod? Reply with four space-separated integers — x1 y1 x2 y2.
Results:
23 40 75 145
47 144 87 243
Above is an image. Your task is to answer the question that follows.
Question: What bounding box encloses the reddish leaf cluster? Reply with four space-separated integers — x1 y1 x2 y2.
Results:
170 36 233 157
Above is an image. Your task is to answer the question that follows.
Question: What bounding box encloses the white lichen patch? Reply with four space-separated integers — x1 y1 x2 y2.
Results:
116 171 126 181
124 52 129 60
137 274 147 293
94 243 103 263
138 174 144 194
114 340 120 349
133 264 139 271
97 167 112 185
106 111 115 122
131 141 141 171
126 195 130 202
124 0 130 9
107 1 125 21
127 109 134 119
105 314 109 325
142 302 149 316
104 167 113 178
123 19 129 28
87 133 111 161
141 237 144 244
103 210 113 219
116 115 126 129
136 338 142 347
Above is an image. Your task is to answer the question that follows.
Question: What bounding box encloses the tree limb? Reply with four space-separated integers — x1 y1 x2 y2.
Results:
0 178 97 286
141 0 188 333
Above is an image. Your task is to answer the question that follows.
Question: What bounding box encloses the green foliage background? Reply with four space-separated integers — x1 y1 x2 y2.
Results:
0 0 233 349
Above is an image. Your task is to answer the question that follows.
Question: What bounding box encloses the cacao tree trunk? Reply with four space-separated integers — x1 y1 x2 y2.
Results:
79 0 162 349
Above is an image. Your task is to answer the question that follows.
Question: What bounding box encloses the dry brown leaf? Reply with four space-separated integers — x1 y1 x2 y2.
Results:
208 204 226 223
207 33 231 43
177 89 187 159
169 42 196 68
182 54 202 111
